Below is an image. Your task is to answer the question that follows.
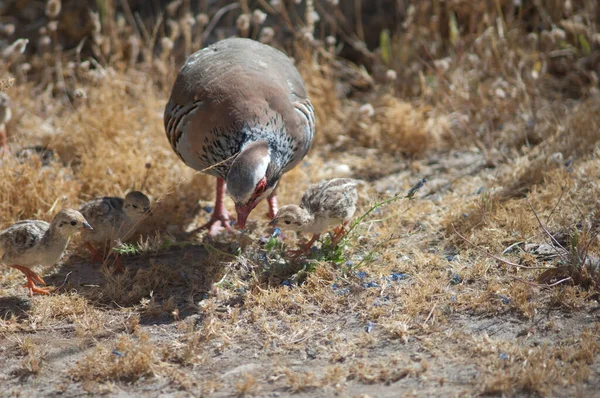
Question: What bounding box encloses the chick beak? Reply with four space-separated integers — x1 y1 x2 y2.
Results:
268 218 277 226
145 207 153 217
82 222 93 230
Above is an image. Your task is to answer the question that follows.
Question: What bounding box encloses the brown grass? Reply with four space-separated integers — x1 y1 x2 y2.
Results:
0 0 599 396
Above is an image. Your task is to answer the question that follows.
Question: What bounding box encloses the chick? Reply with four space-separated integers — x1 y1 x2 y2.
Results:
270 178 359 252
79 191 151 272
0 93 11 153
0 209 92 296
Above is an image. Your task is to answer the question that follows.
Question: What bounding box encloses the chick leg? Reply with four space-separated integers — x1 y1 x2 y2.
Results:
331 222 350 245
112 254 125 274
191 177 233 236
10 265 50 296
84 242 104 265
0 124 8 154
288 234 320 256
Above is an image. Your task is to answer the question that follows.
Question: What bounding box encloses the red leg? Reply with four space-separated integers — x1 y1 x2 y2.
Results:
288 234 320 256
84 242 103 265
10 265 50 296
266 191 278 219
191 177 233 236
331 221 350 245
112 254 124 274
0 124 8 154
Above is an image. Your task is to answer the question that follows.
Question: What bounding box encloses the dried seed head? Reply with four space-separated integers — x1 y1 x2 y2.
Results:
325 35 336 46
0 23 15 36
160 37 174 59
181 13 195 28
252 9 267 26
307 11 320 24
166 0 182 17
236 14 250 33
167 19 180 41
302 30 314 42
89 11 101 36
116 14 126 30
527 32 538 46
39 26 48 35
39 35 52 50
549 152 564 165
259 27 275 43
48 20 58 32
45 0 61 19
19 62 32 73
328 0 339 5
196 13 209 27
550 27 566 42
359 103 375 118
564 0 572 15
540 30 553 45
386 69 397 81
73 87 87 99
2 38 29 59
79 60 91 71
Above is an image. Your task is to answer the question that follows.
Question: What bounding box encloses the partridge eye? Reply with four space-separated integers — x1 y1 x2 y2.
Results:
284 220 291 225
71 221 77 226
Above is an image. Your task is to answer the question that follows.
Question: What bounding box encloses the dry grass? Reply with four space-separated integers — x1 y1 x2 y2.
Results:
0 0 599 396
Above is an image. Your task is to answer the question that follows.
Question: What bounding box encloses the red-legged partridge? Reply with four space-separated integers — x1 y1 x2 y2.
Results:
0 209 92 296
79 191 151 272
164 38 315 235
270 178 359 252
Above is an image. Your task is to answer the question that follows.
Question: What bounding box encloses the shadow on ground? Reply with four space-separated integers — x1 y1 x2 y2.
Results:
45 242 231 324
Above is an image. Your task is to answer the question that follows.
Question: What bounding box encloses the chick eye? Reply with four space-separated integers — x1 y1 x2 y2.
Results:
71 221 77 226
132 205 138 209
284 220 291 225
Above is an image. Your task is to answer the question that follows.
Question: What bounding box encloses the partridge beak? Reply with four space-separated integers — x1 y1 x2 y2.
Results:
235 202 257 230
268 219 277 226
83 222 93 230
145 207 153 217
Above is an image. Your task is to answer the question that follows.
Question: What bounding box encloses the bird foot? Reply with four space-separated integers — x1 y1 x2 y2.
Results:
287 235 320 257
13 267 50 296
330 225 348 246
191 211 233 237
22 281 51 296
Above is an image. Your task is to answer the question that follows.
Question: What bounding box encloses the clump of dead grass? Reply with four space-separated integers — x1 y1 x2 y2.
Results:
11 336 46 380
71 333 156 383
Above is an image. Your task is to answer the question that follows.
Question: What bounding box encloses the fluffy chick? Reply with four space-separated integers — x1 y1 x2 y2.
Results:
0 209 92 296
270 178 359 252
79 191 151 271
0 93 11 153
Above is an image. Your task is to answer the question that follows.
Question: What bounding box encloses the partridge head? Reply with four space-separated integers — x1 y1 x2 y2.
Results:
123 191 152 218
51 209 94 236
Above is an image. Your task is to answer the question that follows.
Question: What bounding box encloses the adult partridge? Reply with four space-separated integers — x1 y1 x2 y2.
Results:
0 209 92 295
164 38 315 235
270 178 359 252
